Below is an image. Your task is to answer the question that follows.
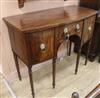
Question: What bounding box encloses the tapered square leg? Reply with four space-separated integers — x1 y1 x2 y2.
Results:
52 58 56 88
69 41 72 56
75 20 85 74
13 51 22 81
99 53 100 63
85 41 91 65
28 67 35 98
75 50 81 74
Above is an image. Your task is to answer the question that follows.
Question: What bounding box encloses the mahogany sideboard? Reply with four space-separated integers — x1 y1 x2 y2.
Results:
3 6 97 98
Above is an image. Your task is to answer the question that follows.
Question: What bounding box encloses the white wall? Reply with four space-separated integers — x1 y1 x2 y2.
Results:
0 0 79 82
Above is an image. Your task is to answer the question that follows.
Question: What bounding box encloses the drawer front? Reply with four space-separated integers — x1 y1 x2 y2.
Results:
83 15 96 43
67 21 83 36
31 29 54 64
55 21 83 42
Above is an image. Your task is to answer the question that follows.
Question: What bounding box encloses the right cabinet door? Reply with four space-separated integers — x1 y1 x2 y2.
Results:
83 15 96 43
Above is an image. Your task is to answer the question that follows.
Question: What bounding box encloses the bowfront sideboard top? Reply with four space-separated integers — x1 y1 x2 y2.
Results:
3 6 98 98
4 6 97 33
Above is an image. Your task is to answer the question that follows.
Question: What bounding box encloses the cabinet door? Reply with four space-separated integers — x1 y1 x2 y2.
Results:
31 29 54 64
83 16 96 43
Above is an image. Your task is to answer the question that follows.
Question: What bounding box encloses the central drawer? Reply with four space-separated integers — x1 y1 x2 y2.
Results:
30 29 54 64
55 21 83 42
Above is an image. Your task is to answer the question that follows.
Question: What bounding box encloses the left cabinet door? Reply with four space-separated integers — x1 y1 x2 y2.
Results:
30 29 54 64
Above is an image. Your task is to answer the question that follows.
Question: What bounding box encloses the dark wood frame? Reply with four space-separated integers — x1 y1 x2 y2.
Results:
85 84 100 98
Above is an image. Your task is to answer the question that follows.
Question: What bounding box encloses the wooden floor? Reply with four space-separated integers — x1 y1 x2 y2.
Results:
1 53 100 98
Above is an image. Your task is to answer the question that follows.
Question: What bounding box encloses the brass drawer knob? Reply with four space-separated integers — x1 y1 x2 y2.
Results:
40 43 46 51
76 24 80 32
64 27 69 34
64 27 70 40
88 26 92 32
